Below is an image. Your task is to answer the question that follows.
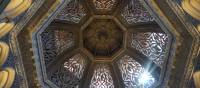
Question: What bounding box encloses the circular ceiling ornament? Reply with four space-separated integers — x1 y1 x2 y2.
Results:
83 19 124 57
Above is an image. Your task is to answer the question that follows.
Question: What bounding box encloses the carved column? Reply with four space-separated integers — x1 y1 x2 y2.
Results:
0 40 15 88
0 30 15 88
0 42 9 66
0 68 15 88
0 0 32 37
182 0 200 87
0 0 32 87
0 22 14 38
0 0 32 19
182 0 200 31
182 0 200 20
193 71 200 88
182 0 200 54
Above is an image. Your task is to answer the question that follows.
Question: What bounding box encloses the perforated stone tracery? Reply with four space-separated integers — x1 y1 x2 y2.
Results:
117 55 155 88
129 32 169 67
90 64 114 88
40 29 75 66
55 0 86 23
121 0 154 24
92 0 116 10
64 54 87 79
49 54 88 88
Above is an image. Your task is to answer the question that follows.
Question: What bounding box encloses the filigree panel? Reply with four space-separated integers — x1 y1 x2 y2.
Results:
117 55 155 88
40 29 75 66
90 64 114 88
41 29 57 66
49 65 80 88
55 0 86 23
129 32 168 67
64 54 87 79
121 0 154 24
54 30 74 54
49 54 87 88
92 0 116 10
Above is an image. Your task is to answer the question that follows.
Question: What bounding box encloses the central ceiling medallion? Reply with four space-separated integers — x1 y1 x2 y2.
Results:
82 17 124 57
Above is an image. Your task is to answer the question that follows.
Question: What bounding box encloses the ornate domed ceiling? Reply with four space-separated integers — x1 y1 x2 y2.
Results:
34 0 171 88
8 0 200 88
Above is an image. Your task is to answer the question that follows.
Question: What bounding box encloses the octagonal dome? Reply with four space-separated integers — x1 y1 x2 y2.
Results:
10 0 183 88
31 0 172 87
